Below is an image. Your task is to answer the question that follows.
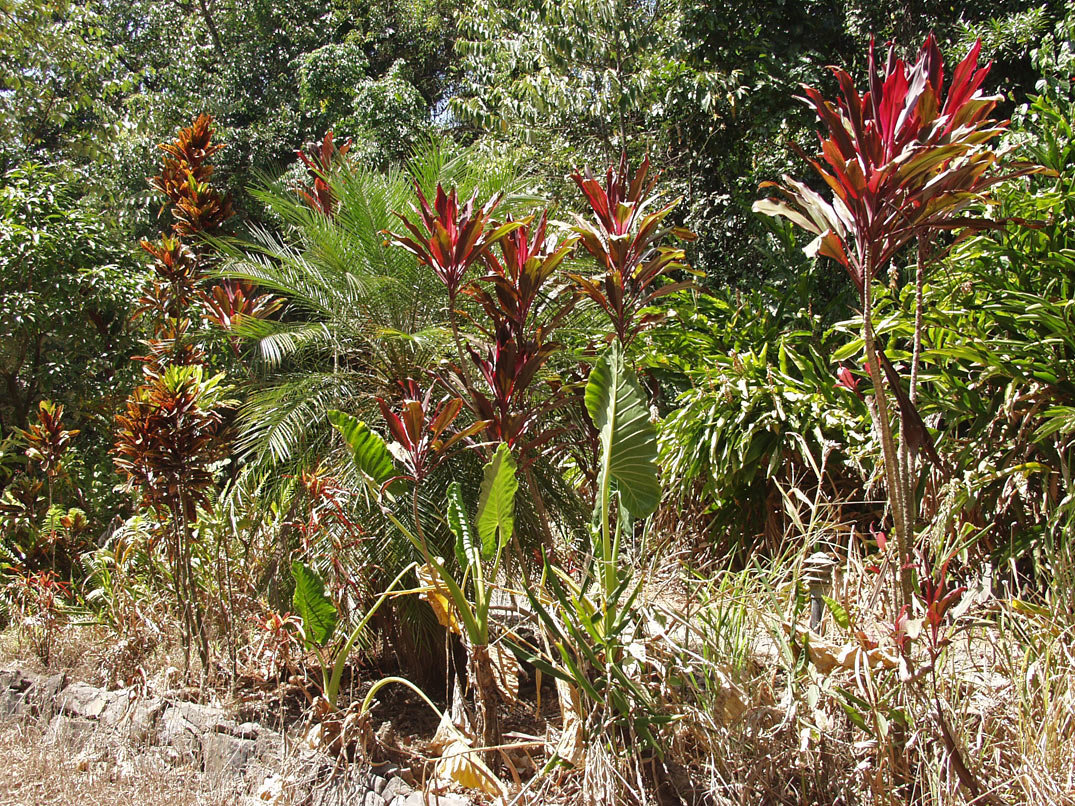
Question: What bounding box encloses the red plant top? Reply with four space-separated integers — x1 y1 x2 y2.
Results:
569 152 695 346
755 34 1036 293
296 130 351 218
376 380 485 482
389 184 509 301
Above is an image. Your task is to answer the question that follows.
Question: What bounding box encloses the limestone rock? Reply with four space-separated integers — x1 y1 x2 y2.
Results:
0 688 28 717
203 731 256 778
126 696 163 743
381 777 412 802
28 673 66 719
400 792 470 806
101 690 134 727
58 681 113 720
47 713 95 744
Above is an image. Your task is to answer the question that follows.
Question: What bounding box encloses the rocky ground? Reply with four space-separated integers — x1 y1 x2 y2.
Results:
0 667 474 806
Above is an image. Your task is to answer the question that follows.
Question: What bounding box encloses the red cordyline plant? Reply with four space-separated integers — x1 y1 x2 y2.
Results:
376 379 486 484
137 237 205 330
570 153 695 347
389 185 516 307
115 115 256 677
24 401 77 479
461 214 577 458
387 183 526 402
753 34 1040 608
287 465 371 617
7 569 71 665
471 213 577 343
114 364 229 673
295 131 352 218
137 115 277 362
205 279 283 358
149 113 234 239
23 401 78 571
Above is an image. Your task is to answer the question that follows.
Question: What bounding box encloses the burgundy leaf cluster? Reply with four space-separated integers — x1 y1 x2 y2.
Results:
754 34 1037 293
570 153 695 346
389 184 515 305
461 214 577 455
295 130 352 218
376 380 486 482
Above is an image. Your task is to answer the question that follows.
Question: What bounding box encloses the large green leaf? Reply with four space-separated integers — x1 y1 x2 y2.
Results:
447 481 479 571
327 410 400 493
475 442 518 559
291 561 338 647
585 342 661 517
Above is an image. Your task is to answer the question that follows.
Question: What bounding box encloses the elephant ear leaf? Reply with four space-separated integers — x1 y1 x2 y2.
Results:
584 342 661 518
291 561 337 647
476 442 518 559
327 410 402 494
447 481 479 572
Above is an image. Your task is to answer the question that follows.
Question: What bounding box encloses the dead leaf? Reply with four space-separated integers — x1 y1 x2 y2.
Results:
552 680 585 766
489 642 520 704
784 622 899 673
429 709 469 755
708 665 749 721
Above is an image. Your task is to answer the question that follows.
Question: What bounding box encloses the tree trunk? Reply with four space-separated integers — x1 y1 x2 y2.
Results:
468 644 500 767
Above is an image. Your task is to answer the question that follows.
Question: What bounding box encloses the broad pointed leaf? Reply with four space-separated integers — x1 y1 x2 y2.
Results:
584 342 661 517
291 561 338 647
475 442 518 559
447 481 480 572
327 410 401 493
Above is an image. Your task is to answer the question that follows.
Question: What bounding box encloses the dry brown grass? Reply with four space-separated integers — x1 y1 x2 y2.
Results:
0 720 239 806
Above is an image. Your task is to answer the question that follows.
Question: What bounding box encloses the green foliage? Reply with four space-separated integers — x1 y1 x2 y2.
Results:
448 481 479 571
326 410 400 493
291 560 338 648
298 40 371 124
0 163 139 528
508 346 669 759
0 0 128 167
585 342 660 519
0 164 138 428
475 443 518 560
652 289 871 550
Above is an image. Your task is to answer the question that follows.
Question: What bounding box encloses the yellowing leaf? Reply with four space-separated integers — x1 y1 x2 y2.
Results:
435 739 507 796
417 561 460 634
429 709 469 755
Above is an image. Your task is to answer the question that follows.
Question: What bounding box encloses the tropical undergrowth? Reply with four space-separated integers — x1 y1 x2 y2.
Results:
5 29 1075 806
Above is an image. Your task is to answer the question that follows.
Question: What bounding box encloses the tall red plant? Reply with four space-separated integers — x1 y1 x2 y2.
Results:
295 131 352 218
754 35 1018 293
389 185 515 306
115 115 240 675
753 35 1040 606
460 215 577 459
376 379 485 484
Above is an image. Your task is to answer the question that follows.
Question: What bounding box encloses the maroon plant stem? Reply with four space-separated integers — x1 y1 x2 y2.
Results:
861 249 914 611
